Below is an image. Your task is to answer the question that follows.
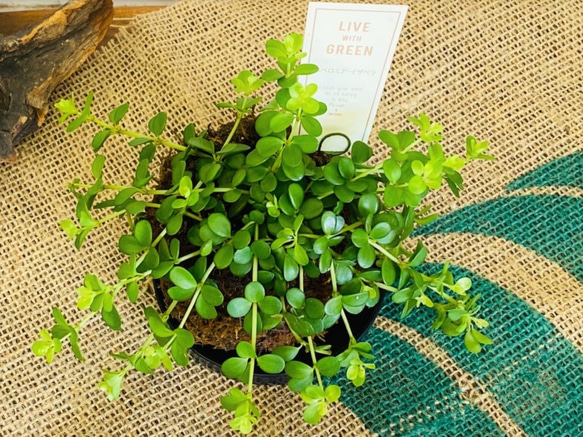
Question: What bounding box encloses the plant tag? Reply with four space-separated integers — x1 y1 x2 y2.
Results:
302 2 408 152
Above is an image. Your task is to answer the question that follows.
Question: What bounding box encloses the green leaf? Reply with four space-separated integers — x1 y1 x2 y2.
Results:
285 360 313 379
146 308 173 338
351 141 372 164
324 296 343 316
257 354 285 374
272 345 300 362
300 115 322 136
258 295 282 315
227 297 252 318
168 285 194 301
196 297 218 319
257 136 284 157
201 285 224 306
270 112 294 132
317 356 340 377
357 245 376 269
207 213 231 238
299 198 323 220
245 282 265 303
464 330 482 353
338 157 355 179
351 228 369 248
409 241 428 267
134 220 152 247
214 244 234 269
304 297 324 319
293 244 310 266
288 183 305 210
232 230 252 250
236 341 256 359
126 281 139 303
109 103 129 124
169 266 197 290
102 305 122 330
250 240 271 260
286 288 305 309
292 135 319 153
118 235 147 255
148 112 167 136
283 254 299 281
358 193 380 216
471 330 493 345
381 259 397 285
92 131 111 152
383 159 402 183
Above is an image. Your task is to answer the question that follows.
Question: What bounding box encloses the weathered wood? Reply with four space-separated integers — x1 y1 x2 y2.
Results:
0 0 113 159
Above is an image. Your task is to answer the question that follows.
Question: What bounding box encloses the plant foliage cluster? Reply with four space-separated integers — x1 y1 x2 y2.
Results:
33 33 493 433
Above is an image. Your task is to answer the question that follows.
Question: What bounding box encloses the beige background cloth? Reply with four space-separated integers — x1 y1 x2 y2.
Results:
1 0 581 435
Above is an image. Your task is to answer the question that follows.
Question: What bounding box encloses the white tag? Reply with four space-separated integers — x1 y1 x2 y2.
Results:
303 2 408 152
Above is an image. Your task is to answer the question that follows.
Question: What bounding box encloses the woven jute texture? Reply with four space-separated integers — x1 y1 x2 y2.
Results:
1 0 582 435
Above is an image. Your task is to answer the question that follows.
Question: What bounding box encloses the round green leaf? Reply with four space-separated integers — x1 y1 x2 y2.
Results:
168 285 194 301
299 198 323 220
358 193 380 217
383 159 402 183
169 266 197 290
251 240 271 259
324 296 343 316
338 157 355 179
207 213 231 238
285 360 313 379
351 228 369 248
317 356 341 377
357 245 376 269
227 297 252 318
351 141 372 164
245 282 265 303
283 254 299 281
257 354 285 374
257 136 284 157
288 183 305 210
305 298 325 319
286 288 305 309
234 247 253 264
222 357 249 379
236 341 256 359
232 230 251 250
201 285 224 306
370 222 391 240
195 298 217 319
382 259 397 285
214 244 234 269
258 296 282 316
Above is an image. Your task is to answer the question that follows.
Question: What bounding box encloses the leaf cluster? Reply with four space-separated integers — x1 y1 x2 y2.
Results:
35 33 494 433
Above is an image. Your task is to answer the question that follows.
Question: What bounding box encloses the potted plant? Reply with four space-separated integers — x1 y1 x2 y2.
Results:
32 33 494 434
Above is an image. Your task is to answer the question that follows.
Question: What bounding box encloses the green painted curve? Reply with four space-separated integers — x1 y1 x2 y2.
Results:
377 264 583 437
335 324 503 436
414 194 583 282
506 151 583 191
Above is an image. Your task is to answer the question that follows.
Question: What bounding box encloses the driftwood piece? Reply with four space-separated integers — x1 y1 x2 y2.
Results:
0 0 113 159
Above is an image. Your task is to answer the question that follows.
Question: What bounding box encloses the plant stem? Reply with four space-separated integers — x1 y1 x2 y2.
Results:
307 336 324 388
369 241 402 266
177 262 216 330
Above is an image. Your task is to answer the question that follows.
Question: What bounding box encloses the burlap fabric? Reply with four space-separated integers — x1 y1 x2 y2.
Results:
1 0 581 435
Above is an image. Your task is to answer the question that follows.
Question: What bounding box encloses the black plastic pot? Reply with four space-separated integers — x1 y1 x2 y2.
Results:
154 281 385 385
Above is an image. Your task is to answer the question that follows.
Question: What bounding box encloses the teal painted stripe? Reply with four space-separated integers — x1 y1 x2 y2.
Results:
506 151 583 191
414 194 583 282
335 325 504 436
380 264 583 437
